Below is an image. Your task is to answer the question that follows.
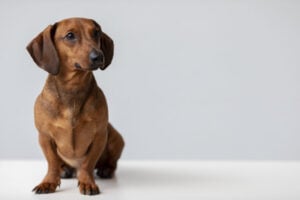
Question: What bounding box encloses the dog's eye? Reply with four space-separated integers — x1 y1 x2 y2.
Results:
65 32 76 41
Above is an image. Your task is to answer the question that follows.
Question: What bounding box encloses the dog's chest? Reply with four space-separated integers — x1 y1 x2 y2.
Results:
35 83 108 159
49 105 100 158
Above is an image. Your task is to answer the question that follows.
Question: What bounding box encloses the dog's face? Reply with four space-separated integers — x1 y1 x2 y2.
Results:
27 18 114 75
55 18 105 71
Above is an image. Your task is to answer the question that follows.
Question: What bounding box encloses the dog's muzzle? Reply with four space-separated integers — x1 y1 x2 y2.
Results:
89 49 105 69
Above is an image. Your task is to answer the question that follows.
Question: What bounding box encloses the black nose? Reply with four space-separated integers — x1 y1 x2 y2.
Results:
89 49 104 65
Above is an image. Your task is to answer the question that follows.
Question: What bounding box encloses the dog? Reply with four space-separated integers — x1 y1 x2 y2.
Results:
26 18 124 195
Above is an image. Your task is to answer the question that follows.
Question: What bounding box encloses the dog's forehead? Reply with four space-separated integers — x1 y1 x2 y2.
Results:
56 18 100 33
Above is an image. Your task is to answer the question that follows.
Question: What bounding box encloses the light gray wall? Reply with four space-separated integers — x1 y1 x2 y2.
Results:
0 0 299 160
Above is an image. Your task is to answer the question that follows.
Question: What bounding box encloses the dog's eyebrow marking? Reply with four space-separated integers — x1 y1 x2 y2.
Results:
66 29 76 33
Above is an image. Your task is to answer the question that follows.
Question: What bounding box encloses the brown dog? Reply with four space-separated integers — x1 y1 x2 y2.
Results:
26 18 124 195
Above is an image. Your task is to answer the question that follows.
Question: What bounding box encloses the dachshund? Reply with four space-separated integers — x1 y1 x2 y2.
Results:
27 18 124 195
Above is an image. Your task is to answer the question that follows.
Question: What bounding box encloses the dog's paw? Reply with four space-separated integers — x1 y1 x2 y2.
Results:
78 181 100 195
96 166 115 179
32 182 58 194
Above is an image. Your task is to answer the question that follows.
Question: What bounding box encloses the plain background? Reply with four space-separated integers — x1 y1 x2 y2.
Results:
0 0 299 160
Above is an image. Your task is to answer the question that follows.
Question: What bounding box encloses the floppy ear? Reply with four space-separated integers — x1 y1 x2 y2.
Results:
26 25 60 75
100 32 114 70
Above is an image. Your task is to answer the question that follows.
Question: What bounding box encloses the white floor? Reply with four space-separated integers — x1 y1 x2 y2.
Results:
0 160 299 200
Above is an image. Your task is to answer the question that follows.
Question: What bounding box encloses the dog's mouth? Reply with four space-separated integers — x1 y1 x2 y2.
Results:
74 63 100 71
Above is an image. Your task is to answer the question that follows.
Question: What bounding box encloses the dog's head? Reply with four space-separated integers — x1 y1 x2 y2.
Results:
26 18 114 75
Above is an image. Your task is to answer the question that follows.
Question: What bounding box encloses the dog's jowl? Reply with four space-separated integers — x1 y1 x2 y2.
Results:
27 18 124 195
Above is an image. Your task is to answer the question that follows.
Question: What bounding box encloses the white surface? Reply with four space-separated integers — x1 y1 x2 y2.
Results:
0 160 299 200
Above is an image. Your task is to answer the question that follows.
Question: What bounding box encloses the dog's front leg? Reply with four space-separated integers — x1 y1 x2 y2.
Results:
77 131 107 195
32 132 61 194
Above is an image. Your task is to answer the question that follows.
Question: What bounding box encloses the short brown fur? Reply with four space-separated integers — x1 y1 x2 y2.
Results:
27 18 124 195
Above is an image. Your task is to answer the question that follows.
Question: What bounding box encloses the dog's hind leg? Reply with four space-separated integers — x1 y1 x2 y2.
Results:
95 123 124 178
60 163 75 179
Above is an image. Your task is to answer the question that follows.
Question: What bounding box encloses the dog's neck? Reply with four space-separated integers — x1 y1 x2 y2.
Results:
45 70 96 112
55 70 94 91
